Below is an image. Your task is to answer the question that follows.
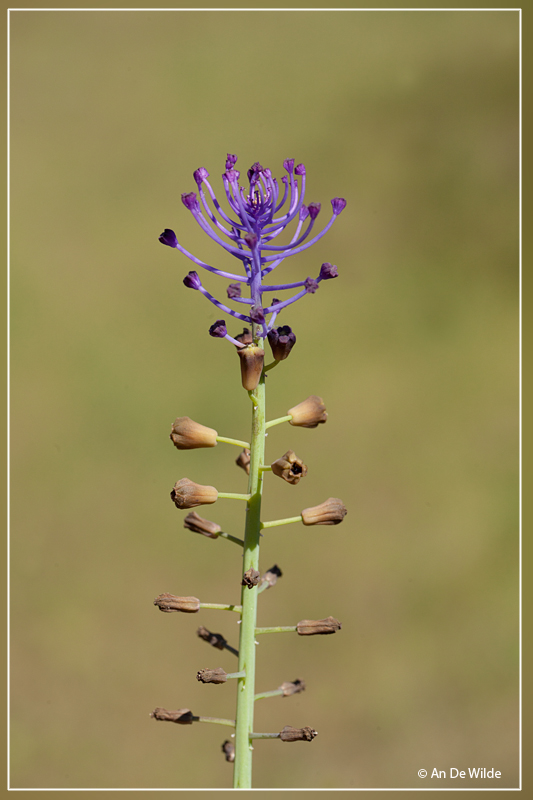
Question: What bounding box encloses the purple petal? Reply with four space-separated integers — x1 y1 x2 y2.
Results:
307 202 321 220
227 283 241 299
319 262 338 280
159 228 178 248
331 197 347 215
209 320 227 338
194 168 209 186
183 271 202 290
304 277 319 294
181 192 200 211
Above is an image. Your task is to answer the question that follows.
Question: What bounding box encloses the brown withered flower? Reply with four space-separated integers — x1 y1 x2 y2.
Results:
280 725 317 742
271 450 308 485
279 679 306 697
260 564 283 590
288 395 327 428
170 416 218 450
221 740 235 762
170 478 218 509
183 511 221 538
241 568 261 589
196 668 228 684
267 325 296 361
237 345 264 391
197 626 227 650
154 593 200 613
301 497 347 525
236 448 251 475
235 327 253 346
296 616 342 635
150 707 195 724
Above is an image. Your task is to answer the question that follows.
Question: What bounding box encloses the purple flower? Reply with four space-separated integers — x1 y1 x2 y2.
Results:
319 262 338 280
159 156 345 340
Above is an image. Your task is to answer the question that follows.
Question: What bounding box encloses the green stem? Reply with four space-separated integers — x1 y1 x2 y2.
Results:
258 465 272 472
199 603 242 613
254 689 283 702
218 531 245 547
226 670 246 680
216 435 250 449
218 492 251 501
263 360 280 372
249 732 281 739
255 626 297 635
233 373 266 789
260 515 302 529
265 414 292 430
197 716 236 728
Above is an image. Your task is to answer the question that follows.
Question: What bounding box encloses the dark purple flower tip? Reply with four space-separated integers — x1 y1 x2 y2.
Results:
331 197 347 215
263 167 272 179
227 283 241 299
181 192 199 212
299 205 310 222
193 168 209 186
307 202 321 220
295 164 306 176
281 175 289 185
304 277 319 294
272 297 280 306
250 305 265 324
224 169 240 182
183 271 202 290
225 154 237 169
243 232 258 249
283 158 295 174
209 319 227 338
319 262 339 280
247 162 264 182
268 325 296 361
159 228 178 248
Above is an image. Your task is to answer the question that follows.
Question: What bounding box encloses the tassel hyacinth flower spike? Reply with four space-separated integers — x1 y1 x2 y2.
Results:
154 155 347 789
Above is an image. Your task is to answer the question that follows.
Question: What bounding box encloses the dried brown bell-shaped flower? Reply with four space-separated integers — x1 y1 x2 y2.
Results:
279 679 306 696
151 707 194 724
237 345 264 391
241 568 261 589
154 593 200 613
288 395 327 428
260 564 282 589
301 497 347 525
267 325 296 361
183 511 221 538
280 725 317 742
221 740 235 762
170 416 218 450
196 668 228 684
296 616 342 635
271 450 308 485
171 478 218 509
236 448 251 474
197 626 227 650
235 327 253 346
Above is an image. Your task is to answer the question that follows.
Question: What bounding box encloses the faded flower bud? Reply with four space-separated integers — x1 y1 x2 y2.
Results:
267 325 296 361
171 478 218 509
154 593 200 613
260 564 283 589
197 626 227 650
235 327 253 346
227 283 241 299
236 448 251 475
151 707 194 724
196 668 228 684
271 450 308 485
237 345 264 391
301 497 347 526
280 725 317 742
288 396 327 428
170 417 218 450
279 679 306 697
221 740 235 762
296 617 342 635
241 568 261 589
183 511 221 538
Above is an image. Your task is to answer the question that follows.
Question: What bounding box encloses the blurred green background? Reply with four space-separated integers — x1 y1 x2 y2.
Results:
9 9 519 790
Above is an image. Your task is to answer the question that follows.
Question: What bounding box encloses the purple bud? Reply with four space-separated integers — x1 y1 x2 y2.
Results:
224 169 240 182
159 228 178 248
181 192 199 212
227 283 241 299
295 164 306 176
304 277 319 294
209 320 227 338
281 175 289 186
319 262 338 280
307 202 321 220
268 325 296 361
263 168 272 179
283 158 295 174
331 197 347 215
193 168 209 186
225 154 237 169
272 298 280 306
299 205 309 222
243 232 258 249
183 271 202 290
250 306 265 324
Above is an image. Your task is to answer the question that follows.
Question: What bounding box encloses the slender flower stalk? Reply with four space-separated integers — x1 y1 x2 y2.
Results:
154 155 347 790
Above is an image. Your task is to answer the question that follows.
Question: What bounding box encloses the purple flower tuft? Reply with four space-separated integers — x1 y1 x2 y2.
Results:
331 197 347 215
159 228 178 248
304 277 319 294
193 168 209 186
295 164 306 176
224 169 240 182
307 203 321 220
244 232 258 249
209 320 227 338
283 158 295 174
299 205 310 222
250 306 266 324
183 271 202 290
181 192 200 212
227 283 241 299
225 154 237 169
247 162 264 182
319 262 338 280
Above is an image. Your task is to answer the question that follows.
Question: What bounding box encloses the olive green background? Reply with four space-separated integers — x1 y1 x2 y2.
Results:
9 9 519 790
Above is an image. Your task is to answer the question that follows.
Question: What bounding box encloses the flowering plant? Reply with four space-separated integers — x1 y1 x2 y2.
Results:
153 155 347 789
